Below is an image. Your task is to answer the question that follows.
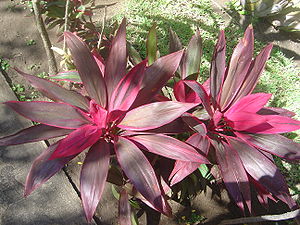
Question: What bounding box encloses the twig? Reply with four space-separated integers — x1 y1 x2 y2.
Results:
32 0 58 75
97 5 107 49
63 0 71 52
220 209 300 224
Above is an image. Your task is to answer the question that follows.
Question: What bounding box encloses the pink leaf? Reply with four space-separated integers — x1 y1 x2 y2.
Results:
0 124 72 146
105 18 127 100
110 60 147 111
225 112 267 131
129 134 209 163
114 137 171 216
65 32 107 107
257 107 296 117
15 68 89 110
80 140 111 222
50 125 101 159
186 133 210 155
91 49 105 76
24 142 75 196
169 160 200 186
220 25 254 111
5 101 91 129
174 80 201 103
118 101 197 131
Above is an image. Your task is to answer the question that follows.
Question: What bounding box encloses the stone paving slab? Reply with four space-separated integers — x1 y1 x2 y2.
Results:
0 72 95 225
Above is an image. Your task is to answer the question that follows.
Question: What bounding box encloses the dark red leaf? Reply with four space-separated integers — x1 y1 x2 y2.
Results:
212 139 251 211
65 32 107 107
114 137 171 216
257 107 296 117
169 28 182 54
5 101 91 129
129 134 209 163
169 160 200 186
105 18 127 100
133 50 184 107
119 189 131 225
228 138 296 209
50 125 101 159
220 25 254 111
91 49 105 76
174 80 201 103
186 133 210 155
110 60 147 112
16 68 89 110
236 132 300 161
181 30 202 79
0 124 72 146
118 101 197 131
24 142 75 196
182 113 207 135
233 44 273 103
80 140 111 222
210 30 226 108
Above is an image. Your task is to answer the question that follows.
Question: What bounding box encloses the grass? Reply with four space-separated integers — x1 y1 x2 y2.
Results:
111 0 300 211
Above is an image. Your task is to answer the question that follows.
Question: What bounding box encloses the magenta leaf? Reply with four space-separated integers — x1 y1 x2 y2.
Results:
119 189 132 225
236 133 300 161
183 80 213 117
181 30 202 79
119 101 197 131
0 124 72 146
257 107 296 117
110 60 147 111
49 70 82 83
5 101 91 129
105 18 127 100
24 142 75 196
133 50 184 107
50 125 101 159
174 80 202 103
115 137 171 216
263 115 300 133
228 138 296 209
226 112 267 131
129 134 209 163
65 32 107 107
210 30 226 108
220 25 254 111
16 68 89 110
212 140 251 211
186 133 210 155
80 140 111 222
234 44 273 102
225 93 272 116
169 160 200 186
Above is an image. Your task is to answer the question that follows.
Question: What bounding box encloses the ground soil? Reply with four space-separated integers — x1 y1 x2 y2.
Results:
0 0 299 224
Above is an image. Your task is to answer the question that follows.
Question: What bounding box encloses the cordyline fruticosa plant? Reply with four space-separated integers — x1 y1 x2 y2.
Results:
0 19 209 222
170 25 300 213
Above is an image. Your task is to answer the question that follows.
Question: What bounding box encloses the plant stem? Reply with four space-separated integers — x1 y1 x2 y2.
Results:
32 0 58 75
63 0 71 52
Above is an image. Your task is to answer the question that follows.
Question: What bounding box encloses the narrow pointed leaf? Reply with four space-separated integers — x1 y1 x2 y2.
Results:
220 26 254 111
169 28 182 54
105 18 127 99
127 41 142 65
0 124 72 146
119 101 197 131
129 134 209 163
234 44 273 102
16 68 89 110
263 115 300 133
110 60 147 111
119 189 132 225
115 137 170 216
65 32 107 107
49 70 82 83
210 30 226 107
182 113 207 135
226 112 267 131
80 140 111 222
181 30 202 79
228 138 296 208
225 93 272 116
5 101 91 129
257 107 296 117
50 125 101 159
183 80 213 117
236 133 300 161
186 133 210 155
91 49 105 75
146 24 157 65
24 142 75 196
133 50 184 107
212 140 251 211
174 80 201 103
169 161 200 186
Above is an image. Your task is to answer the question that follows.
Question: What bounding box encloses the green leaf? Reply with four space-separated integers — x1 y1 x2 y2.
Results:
146 24 157 65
